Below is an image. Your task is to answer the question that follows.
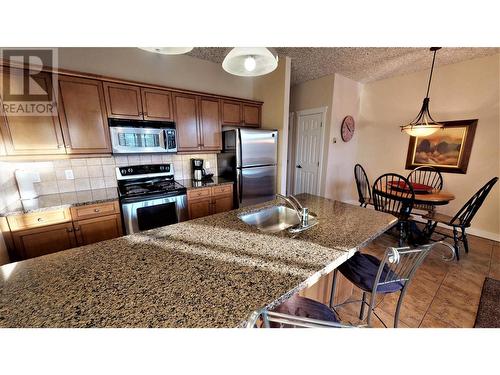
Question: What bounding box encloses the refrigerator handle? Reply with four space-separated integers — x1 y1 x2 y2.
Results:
236 129 242 169
237 169 243 204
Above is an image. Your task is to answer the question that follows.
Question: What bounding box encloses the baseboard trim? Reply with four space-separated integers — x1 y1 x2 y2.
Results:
341 199 499 242
410 216 499 242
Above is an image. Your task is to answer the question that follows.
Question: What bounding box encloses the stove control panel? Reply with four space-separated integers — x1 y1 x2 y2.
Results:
116 163 174 180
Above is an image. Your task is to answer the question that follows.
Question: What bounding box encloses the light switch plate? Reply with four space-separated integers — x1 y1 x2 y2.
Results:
65 169 74 180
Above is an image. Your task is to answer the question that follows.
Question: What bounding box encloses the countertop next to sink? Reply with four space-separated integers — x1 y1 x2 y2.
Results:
0 188 119 217
0 194 397 328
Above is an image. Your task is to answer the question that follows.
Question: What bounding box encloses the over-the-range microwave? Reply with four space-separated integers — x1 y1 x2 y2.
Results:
109 119 177 154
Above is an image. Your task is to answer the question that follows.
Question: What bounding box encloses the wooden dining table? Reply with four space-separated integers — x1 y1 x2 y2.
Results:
412 190 455 206
378 185 455 207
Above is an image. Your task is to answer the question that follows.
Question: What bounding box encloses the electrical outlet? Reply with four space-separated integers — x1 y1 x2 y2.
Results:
65 169 74 180
31 172 41 183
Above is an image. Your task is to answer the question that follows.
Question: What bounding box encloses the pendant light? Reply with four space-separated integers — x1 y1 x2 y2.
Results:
222 47 278 77
139 47 193 55
400 47 444 137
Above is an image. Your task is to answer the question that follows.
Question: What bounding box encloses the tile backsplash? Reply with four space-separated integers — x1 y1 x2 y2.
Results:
0 153 218 210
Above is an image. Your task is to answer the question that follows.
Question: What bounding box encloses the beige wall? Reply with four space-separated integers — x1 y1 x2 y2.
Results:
290 74 335 196
324 74 362 201
58 48 255 99
253 56 292 194
358 53 500 240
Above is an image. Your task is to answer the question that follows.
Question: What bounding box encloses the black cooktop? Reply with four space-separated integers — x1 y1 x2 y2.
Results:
118 177 186 198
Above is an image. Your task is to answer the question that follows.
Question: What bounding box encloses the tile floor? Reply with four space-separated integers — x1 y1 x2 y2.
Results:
335 232 500 328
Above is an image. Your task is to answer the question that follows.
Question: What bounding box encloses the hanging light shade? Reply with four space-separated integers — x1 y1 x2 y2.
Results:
222 47 278 77
401 47 444 137
139 47 194 55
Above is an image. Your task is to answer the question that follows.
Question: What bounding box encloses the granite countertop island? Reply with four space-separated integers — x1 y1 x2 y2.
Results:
0 194 396 328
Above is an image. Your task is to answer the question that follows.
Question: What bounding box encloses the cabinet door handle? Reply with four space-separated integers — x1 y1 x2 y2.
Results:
67 228 73 232
74 227 80 231
37 217 43 222
94 208 100 212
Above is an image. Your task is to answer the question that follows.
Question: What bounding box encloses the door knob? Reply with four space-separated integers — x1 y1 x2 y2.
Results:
296 165 302 169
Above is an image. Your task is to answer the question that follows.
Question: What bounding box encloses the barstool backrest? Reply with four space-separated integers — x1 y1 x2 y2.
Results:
407 166 443 191
372 173 415 218
450 177 499 227
373 245 432 293
354 164 371 205
247 310 354 328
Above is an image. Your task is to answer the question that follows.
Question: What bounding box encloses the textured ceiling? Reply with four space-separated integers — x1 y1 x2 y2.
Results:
188 47 499 85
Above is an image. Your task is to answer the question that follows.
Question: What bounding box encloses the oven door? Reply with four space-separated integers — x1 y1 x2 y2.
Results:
120 194 188 234
110 126 167 154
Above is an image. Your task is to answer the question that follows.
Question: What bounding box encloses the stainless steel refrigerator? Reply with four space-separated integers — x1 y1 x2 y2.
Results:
217 128 278 208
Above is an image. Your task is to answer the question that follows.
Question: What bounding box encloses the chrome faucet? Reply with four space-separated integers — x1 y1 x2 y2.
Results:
276 194 309 227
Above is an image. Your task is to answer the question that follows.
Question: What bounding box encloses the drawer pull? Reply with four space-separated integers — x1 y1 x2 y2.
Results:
67 228 73 233
94 208 100 212
74 227 80 231
37 218 43 222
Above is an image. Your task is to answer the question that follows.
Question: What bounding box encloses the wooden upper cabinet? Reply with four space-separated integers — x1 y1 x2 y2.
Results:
242 104 261 128
173 93 200 152
0 68 65 155
0 128 6 155
141 88 173 121
103 82 142 120
58 76 111 154
199 97 221 150
221 99 261 127
221 100 242 125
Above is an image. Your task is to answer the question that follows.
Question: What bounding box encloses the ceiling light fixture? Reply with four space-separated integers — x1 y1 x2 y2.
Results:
222 47 278 77
138 47 194 55
400 47 444 137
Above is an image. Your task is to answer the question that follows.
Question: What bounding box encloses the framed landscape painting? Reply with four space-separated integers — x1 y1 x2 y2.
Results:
405 119 477 174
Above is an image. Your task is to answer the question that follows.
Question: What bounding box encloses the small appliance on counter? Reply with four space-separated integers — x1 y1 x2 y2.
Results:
191 158 214 181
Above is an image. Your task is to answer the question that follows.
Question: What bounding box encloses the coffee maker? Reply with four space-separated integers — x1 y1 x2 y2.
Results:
191 158 213 181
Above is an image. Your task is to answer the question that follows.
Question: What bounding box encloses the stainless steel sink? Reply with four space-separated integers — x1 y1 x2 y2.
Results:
238 205 318 233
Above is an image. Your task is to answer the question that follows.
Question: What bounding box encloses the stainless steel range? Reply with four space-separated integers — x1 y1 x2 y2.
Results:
116 163 188 234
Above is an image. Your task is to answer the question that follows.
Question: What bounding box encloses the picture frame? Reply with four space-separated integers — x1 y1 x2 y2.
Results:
405 119 478 174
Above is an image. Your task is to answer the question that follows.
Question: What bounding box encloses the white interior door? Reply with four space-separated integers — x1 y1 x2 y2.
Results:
294 112 324 195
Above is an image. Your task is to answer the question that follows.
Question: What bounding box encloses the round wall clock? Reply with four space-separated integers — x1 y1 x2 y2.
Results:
341 115 355 142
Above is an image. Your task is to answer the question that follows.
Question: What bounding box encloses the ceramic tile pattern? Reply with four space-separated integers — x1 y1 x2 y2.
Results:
0 195 396 327
0 154 218 212
333 231 500 328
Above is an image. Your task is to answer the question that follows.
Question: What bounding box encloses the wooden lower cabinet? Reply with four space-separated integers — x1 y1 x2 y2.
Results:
213 195 233 214
8 201 123 260
187 184 234 220
188 198 212 220
299 270 353 305
74 214 123 246
12 222 77 260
